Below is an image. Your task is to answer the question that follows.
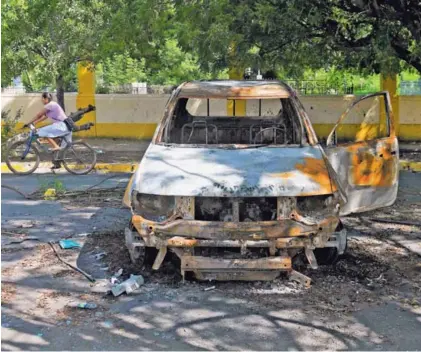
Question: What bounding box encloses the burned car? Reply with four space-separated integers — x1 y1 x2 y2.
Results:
123 80 398 284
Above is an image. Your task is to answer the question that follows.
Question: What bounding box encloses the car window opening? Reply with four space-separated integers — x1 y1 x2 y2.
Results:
161 98 304 146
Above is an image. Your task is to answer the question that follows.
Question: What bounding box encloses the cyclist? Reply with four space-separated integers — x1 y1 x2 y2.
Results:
25 92 73 168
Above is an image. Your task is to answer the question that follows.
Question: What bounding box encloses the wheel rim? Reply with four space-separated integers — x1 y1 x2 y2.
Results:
63 143 96 174
7 143 39 173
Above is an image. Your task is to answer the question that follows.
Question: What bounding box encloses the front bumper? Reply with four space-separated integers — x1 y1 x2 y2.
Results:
127 213 342 282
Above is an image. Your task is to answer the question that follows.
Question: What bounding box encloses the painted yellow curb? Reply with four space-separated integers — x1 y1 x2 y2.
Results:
399 161 421 172
94 163 137 173
2 161 420 174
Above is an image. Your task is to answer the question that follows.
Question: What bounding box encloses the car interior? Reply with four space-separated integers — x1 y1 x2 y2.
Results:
162 98 303 145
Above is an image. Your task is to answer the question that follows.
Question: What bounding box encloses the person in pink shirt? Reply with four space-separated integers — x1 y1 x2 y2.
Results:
26 92 72 151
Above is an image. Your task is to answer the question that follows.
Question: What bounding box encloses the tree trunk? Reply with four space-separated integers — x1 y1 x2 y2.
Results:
56 74 65 111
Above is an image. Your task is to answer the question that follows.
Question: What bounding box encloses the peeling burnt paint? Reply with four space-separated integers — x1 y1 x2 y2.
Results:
130 145 336 197
124 81 399 282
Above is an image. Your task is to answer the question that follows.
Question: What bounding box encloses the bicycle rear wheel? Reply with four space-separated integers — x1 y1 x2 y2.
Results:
62 141 97 175
5 141 40 175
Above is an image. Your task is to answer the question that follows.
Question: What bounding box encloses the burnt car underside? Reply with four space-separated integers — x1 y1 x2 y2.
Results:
124 81 355 285
126 194 346 285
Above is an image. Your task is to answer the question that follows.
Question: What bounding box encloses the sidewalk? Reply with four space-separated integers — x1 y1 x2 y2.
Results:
2 138 421 173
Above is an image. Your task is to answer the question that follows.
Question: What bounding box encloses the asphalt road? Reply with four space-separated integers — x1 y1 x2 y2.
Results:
1 172 421 351
1 173 132 245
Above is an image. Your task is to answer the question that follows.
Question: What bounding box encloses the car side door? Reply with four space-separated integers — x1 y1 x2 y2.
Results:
324 92 399 215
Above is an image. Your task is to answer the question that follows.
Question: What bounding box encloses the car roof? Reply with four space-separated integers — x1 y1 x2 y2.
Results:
177 80 293 99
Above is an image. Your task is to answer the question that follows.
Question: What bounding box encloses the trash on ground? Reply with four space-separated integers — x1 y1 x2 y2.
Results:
67 302 97 309
111 274 144 297
44 188 57 200
74 233 90 238
204 286 216 291
113 268 123 278
59 239 82 249
102 320 113 328
92 252 106 260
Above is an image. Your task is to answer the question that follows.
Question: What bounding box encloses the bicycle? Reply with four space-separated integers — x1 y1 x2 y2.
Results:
5 107 97 175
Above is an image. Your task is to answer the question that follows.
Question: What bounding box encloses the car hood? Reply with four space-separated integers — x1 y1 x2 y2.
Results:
128 144 337 198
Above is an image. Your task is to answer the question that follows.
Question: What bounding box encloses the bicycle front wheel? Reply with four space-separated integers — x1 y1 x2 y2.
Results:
62 141 97 175
5 141 40 175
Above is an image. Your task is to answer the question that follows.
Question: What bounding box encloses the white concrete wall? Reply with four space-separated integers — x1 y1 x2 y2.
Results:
2 93 420 138
1 93 77 123
95 94 169 123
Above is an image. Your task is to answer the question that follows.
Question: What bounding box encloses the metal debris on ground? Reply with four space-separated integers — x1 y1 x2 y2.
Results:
59 239 82 249
48 242 95 282
92 252 107 260
113 268 123 278
289 269 312 288
204 286 216 291
111 274 144 297
67 302 97 309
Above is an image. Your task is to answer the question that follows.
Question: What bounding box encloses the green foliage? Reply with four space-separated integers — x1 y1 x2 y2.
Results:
1 108 23 160
174 0 421 76
1 0 112 101
95 52 147 92
4 0 419 93
94 41 224 89
37 176 66 195
148 39 213 85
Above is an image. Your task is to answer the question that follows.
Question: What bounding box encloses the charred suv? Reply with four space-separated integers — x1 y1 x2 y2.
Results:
123 80 399 283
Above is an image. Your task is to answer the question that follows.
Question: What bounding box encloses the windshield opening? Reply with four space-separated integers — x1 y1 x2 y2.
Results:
160 97 304 146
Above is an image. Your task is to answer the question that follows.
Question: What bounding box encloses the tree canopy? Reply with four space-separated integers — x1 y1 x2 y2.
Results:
2 0 420 103
1 0 114 109
174 0 421 76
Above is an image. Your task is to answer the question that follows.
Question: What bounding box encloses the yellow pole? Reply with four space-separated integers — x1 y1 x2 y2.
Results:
76 61 97 137
227 44 246 116
380 74 399 137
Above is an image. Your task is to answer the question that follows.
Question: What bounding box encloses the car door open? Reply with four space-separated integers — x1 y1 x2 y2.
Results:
324 92 399 215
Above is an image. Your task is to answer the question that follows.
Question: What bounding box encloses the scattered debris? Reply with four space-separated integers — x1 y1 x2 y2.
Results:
59 239 82 249
289 269 312 288
74 233 90 238
48 242 95 282
44 188 57 200
113 268 123 278
67 302 97 310
102 320 113 329
369 218 421 227
93 252 107 260
204 286 216 291
111 274 144 297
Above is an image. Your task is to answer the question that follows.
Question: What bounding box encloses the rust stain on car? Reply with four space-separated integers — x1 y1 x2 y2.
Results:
348 138 397 187
124 82 398 285
295 157 337 194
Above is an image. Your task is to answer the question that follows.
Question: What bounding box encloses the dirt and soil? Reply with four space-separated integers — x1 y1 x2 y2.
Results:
2 171 421 350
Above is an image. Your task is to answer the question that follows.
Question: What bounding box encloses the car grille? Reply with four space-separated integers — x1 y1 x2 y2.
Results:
194 197 282 222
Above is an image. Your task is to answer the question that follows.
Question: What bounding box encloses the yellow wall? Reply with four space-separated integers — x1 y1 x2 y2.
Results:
2 93 420 141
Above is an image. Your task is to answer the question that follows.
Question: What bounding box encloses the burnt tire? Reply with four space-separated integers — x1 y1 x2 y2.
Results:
314 247 340 265
314 222 347 266
127 221 157 267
